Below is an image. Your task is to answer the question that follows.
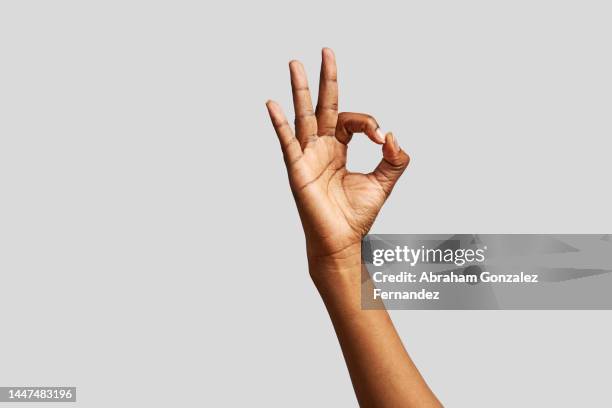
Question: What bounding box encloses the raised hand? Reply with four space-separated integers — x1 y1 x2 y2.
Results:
266 48 410 267
266 50 441 408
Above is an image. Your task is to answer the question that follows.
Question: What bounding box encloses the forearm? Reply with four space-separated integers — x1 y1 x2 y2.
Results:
310 246 442 408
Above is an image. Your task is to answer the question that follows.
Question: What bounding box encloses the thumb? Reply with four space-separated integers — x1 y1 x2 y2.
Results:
371 132 410 197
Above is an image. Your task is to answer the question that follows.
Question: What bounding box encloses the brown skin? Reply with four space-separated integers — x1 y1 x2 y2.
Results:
266 48 442 408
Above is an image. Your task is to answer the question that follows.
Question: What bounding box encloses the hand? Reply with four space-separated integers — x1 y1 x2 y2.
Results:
266 48 410 270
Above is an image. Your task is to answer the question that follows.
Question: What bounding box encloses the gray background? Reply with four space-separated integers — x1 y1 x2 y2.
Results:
0 0 610 407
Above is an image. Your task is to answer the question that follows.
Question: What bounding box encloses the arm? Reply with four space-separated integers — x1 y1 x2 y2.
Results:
311 251 441 408
266 48 441 408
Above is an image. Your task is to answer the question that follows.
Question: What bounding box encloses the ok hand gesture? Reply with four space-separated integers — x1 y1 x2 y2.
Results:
266 48 410 266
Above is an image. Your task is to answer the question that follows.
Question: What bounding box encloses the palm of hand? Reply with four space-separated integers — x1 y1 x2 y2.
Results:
290 135 386 257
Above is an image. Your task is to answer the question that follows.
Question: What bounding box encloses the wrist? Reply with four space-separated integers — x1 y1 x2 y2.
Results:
307 243 362 271
307 243 363 305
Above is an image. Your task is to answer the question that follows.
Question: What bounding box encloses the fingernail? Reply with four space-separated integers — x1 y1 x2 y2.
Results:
391 132 399 151
376 128 386 143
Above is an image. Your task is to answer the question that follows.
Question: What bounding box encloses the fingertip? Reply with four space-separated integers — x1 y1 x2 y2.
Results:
289 59 303 71
382 132 407 164
389 132 400 152
289 60 308 87
266 100 286 118
395 137 411 168
382 133 394 156
384 132 394 145
375 128 386 144
288 60 299 78
265 99 276 112
322 47 335 59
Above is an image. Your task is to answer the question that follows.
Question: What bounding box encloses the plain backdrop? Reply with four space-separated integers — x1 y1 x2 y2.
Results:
1 1 611 407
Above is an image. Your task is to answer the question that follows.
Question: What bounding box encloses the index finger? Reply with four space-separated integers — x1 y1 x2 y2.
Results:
336 112 387 145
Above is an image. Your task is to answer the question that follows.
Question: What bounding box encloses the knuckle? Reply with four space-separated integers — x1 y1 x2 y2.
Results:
403 153 411 169
295 110 315 120
317 125 336 136
280 136 298 152
274 120 289 129
316 103 338 112
366 116 378 129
